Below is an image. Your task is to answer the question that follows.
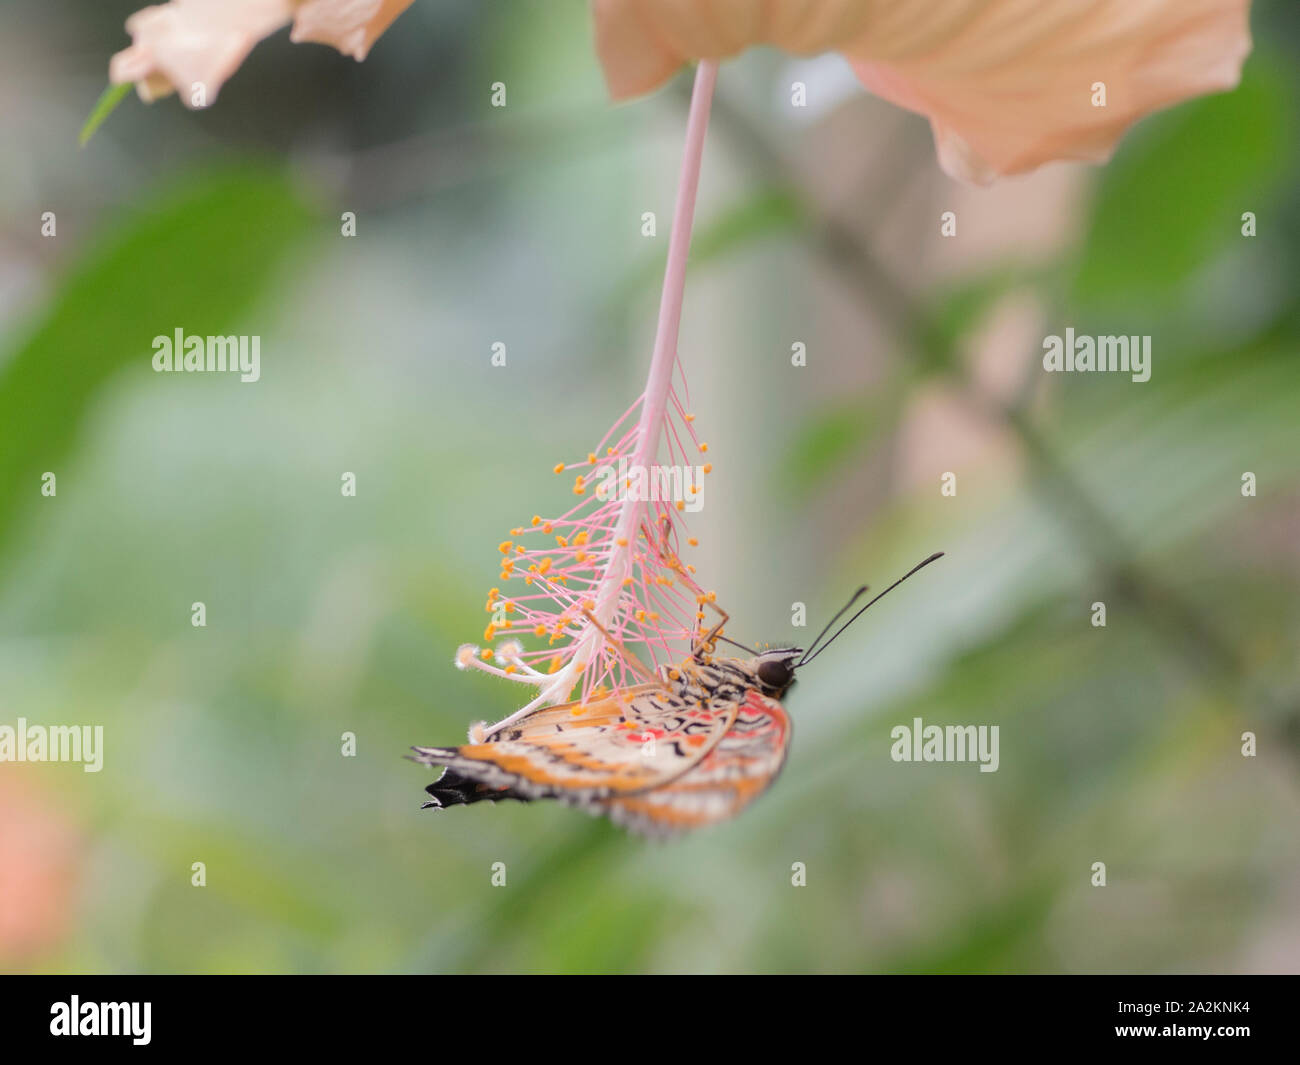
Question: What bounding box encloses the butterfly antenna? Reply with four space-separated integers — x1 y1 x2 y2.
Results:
799 552 944 667
797 585 870 667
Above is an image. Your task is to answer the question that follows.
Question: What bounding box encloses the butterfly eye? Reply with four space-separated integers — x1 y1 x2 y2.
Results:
757 658 793 691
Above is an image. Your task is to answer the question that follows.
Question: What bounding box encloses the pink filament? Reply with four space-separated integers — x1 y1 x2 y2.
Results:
484 62 718 708
630 59 717 487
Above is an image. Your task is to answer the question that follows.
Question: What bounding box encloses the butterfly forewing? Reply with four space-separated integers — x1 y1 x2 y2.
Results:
412 681 738 804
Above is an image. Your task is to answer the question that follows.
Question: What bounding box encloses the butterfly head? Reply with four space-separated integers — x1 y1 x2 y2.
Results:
753 648 802 698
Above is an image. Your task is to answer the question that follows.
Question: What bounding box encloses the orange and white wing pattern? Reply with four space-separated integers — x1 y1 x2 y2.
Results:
412 682 738 808
599 688 792 836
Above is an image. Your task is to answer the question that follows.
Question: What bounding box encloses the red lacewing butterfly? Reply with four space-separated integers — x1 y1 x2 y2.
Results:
412 552 943 836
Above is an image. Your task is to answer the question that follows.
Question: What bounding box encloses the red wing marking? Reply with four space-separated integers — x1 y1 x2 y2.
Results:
599 688 792 835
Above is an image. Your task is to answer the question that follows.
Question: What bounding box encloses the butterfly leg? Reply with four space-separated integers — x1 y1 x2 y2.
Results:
580 608 656 683
652 545 728 661
693 598 729 659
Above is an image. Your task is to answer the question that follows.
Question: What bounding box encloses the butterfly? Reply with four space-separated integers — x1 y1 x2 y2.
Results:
412 552 942 836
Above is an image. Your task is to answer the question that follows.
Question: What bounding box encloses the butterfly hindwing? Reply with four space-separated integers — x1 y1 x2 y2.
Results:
599 688 792 836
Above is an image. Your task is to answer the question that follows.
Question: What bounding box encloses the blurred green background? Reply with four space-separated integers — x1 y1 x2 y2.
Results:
1 1 1298 974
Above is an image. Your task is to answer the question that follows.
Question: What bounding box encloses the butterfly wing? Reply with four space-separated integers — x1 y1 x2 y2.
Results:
598 688 792 836
412 682 738 807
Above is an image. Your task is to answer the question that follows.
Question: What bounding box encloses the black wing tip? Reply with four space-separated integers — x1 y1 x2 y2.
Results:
419 767 533 810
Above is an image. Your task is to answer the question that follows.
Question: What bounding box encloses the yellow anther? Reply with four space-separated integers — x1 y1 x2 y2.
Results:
483 624 497 640
534 624 546 637
687 538 698 547
532 515 541 526
702 463 712 474
498 541 512 554
616 537 628 547
539 558 553 574
553 463 565 474
684 413 695 423
481 647 493 661
700 442 709 453
556 535 568 548
542 523 554 534
587 452 597 464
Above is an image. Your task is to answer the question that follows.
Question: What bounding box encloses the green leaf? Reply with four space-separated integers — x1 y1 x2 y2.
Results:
1073 57 1294 304
79 82 132 146
615 187 802 303
781 387 903 496
687 187 802 268
0 169 315 557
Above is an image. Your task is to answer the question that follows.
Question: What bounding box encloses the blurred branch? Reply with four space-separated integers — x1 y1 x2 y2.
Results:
701 84 1248 688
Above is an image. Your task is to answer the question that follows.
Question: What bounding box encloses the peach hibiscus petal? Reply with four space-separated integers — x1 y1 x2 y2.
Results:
591 0 1254 183
291 0 417 62
843 0 1254 182
109 0 416 108
591 0 873 100
109 0 296 107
